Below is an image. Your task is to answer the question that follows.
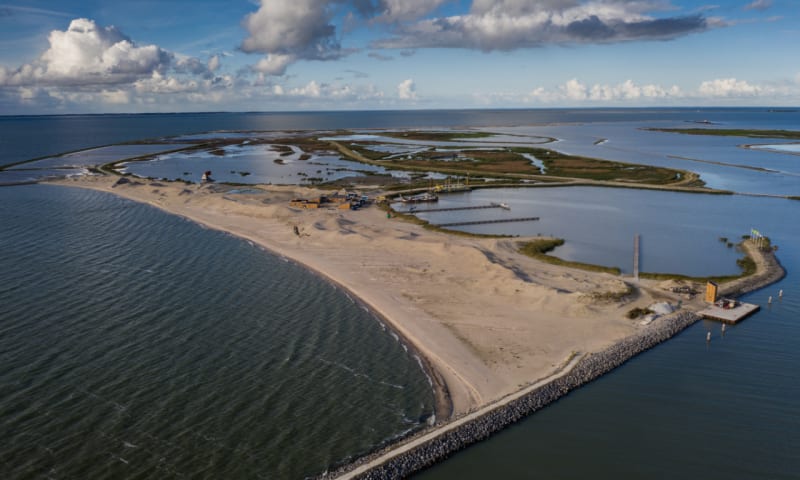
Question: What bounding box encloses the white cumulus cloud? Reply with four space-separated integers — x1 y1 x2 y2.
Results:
241 0 346 76
1 18 170 86
238 0 451 76
374 0 711 51
0 18 240 111
527 78 682 103
277 79 386 104
99 89 131 104
0 18 218 87
134 72 199 94
254 54 296 76
373 0 449 23
698 78 761 97
290 80 323 97
397 78 416 99
744 0 772 11
207 55 221 73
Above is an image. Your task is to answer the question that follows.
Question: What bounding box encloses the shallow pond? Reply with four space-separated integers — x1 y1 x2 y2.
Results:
120 143 446 184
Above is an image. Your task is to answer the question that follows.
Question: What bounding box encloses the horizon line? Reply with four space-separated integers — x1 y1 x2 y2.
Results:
2 105 798 118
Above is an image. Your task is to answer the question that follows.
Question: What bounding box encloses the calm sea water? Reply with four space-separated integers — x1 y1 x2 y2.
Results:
0 185 433 479
1 109 798 479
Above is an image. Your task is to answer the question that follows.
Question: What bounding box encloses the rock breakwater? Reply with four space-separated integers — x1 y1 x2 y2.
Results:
720 243 785 298
331 310 700 480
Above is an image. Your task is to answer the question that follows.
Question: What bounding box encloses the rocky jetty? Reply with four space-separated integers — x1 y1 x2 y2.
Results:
331 310 700 480
720 242 785 298
329 238 788 480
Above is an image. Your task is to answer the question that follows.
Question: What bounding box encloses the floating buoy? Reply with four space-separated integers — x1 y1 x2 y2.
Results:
706 331 712 342
768 296 773 304
779 289 783 298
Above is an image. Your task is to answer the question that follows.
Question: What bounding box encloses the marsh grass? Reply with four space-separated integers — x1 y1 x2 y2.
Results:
517 238 622 275
382 131 496 142
644 128 800 139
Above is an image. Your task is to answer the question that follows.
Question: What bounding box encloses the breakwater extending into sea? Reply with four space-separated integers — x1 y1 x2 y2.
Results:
330 310 701 479
719 242 786 298
332 246 786 479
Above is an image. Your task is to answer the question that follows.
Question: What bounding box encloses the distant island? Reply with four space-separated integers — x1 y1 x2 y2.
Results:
643 127 800 140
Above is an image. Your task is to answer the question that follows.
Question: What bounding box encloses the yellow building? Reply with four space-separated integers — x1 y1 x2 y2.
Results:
705 281 718 303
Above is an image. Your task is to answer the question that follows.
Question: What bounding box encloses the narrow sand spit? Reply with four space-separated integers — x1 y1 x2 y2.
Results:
47 176 784 477
52 176 656 416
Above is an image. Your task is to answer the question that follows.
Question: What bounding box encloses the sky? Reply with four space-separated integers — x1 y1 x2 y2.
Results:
0 0 798 114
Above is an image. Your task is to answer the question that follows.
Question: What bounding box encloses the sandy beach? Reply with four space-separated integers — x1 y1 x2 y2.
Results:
52 175 675 416
45 174 787 477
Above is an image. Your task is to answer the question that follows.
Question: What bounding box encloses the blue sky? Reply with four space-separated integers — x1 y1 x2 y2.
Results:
0 0 798 114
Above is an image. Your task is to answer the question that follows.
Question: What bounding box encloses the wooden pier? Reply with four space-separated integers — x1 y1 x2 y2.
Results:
698 302 760 324
436 217 539 228
408 204 507 213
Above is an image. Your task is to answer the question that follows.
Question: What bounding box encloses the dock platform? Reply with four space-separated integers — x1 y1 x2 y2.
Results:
698 302 760 324
436 216 539 228
407 204 504 213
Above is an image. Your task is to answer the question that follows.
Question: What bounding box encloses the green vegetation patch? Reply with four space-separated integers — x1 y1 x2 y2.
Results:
519 237 565 255
512 147 690 184
585 284 635 302
644 128 800 140
517 238 622 275
331 138 697 187
341 142 391 161
275 136 341 154
383 131 495 142
402 149 541 175
271 144 294 156
639 242 758 283
627 307 654 319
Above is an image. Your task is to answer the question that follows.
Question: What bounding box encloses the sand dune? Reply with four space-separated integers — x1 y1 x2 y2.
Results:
53 176 671 417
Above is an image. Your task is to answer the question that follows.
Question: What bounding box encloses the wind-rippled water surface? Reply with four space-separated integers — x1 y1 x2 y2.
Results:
2 108 799 479
0 185 433 479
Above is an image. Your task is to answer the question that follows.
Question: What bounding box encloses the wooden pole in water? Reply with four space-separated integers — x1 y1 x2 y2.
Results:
633 234 640 282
